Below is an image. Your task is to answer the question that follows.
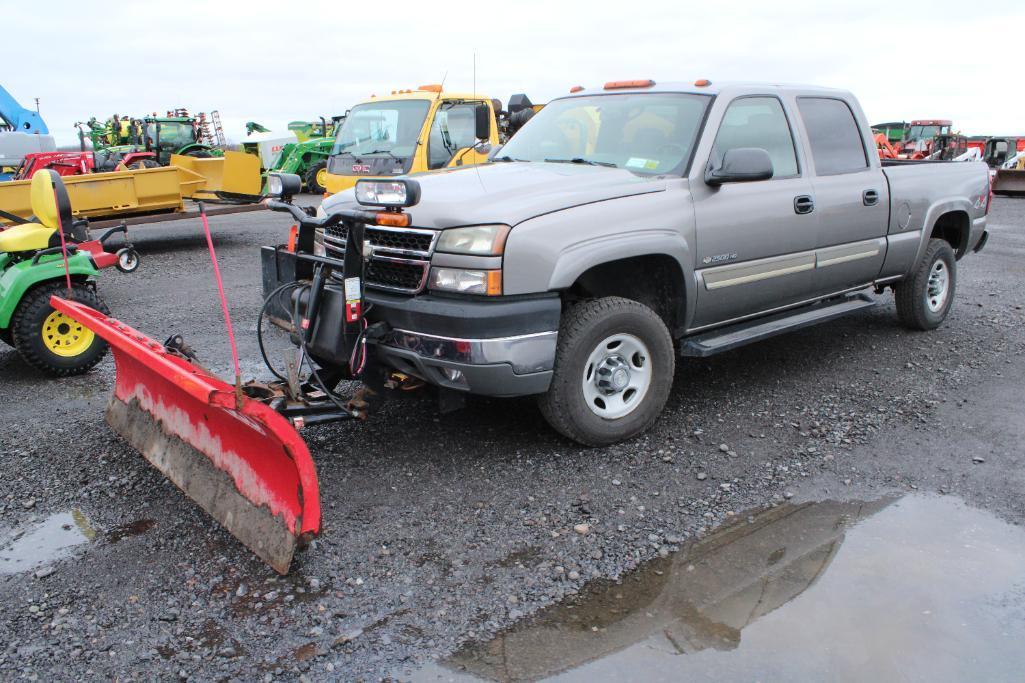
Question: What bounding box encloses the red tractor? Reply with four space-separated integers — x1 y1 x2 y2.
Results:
900 119 952 158
13 148 159 180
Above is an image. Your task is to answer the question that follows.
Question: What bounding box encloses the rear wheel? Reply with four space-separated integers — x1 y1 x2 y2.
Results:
895 238 957 330
11 282 110 376
305 161 328 194
539 297 674 446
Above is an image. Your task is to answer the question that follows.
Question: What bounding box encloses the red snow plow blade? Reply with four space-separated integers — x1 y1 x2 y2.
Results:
50 296 320 574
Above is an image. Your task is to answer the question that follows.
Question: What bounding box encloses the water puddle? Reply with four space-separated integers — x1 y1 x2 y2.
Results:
0 510 97 575
413 495 1025 682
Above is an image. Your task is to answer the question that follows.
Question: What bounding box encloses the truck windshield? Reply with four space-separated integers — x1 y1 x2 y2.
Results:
147 121 195 148
497 93 711 175
332 100 430 158
908 125 948 140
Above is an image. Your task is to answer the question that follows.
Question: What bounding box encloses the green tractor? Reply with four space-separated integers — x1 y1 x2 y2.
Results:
79 112 221 167
1 170 138 375
274 115 347 193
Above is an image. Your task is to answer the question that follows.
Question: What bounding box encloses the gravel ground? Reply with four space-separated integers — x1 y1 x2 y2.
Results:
0 197 1023 681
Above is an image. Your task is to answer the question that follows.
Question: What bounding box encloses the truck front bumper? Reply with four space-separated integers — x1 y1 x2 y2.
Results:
260 246 560 397
366 291 560 397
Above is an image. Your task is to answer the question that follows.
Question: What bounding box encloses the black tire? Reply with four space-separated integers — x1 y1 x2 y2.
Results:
135 159 161 169
894 238 957 330
0 328 12 347
11 282 110 377
304 161 328 194
538 297 675 446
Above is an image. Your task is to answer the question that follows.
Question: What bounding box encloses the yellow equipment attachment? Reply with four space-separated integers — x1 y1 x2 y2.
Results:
0 152 261 225
170 151 261 198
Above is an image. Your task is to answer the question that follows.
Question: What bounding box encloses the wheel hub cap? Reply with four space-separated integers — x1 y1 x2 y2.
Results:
42 310 95 357
582 333 653 419
926 261 949 313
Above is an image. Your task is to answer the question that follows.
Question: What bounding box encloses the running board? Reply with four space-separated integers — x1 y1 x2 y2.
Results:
679 294 877 357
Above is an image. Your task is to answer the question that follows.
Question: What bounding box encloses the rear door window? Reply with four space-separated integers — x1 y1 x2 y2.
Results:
797 97 869 175
710 97 799 178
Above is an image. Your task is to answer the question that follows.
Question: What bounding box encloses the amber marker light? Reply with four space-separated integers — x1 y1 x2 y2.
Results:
374 212 411 227
604 79 655 90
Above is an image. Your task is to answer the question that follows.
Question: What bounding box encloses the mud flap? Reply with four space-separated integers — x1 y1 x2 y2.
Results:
50 296 320 574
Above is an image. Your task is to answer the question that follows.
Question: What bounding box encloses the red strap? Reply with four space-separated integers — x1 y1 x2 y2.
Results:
199 205 242 384
50 183 73 295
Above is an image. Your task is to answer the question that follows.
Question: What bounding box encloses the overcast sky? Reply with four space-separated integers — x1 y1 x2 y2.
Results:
6 0 1023 146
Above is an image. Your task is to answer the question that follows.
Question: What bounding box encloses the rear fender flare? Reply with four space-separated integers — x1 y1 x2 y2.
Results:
915 198 973 264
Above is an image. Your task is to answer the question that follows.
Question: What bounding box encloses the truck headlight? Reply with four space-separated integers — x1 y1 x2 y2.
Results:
430 267 502 295
354 178 421 207
435 225 510 255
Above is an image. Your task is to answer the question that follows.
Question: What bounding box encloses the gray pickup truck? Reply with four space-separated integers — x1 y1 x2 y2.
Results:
287 80 991 445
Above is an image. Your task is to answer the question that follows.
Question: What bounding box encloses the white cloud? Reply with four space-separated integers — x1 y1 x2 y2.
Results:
5 0 1023 146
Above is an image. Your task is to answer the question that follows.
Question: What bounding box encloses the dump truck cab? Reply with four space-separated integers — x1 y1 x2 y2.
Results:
322 86 501 196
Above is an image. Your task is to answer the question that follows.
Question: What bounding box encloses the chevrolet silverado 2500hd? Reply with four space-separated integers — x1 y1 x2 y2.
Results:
266 79 991 446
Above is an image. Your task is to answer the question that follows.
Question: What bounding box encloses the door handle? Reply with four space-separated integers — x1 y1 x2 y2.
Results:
794 195 815 215
863 189 879 206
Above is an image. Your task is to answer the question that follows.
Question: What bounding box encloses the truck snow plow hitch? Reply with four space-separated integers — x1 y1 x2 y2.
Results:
49 176 407 573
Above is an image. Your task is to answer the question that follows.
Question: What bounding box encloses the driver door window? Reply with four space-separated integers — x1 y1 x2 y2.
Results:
428 103 479 169
710 97 799 178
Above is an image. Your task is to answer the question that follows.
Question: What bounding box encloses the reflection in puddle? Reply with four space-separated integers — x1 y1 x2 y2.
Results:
414 495 1025 682
0 510 96 575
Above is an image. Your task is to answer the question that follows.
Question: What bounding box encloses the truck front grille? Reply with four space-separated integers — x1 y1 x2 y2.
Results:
323 224 436 294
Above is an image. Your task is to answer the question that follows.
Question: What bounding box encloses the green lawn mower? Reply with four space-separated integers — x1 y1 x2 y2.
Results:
0 170 139 375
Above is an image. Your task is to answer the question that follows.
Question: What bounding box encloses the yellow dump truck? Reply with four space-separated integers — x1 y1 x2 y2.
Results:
322 86 540 195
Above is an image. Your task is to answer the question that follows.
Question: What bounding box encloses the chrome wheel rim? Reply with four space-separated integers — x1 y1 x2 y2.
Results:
926 260 949 313
582 333 651 419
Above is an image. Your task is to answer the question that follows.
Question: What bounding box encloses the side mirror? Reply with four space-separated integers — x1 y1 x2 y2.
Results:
266 172 302 201
705 148 774 186
474 104 491 141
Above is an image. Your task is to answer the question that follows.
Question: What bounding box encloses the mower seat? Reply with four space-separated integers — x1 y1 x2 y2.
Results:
0 223 57 253
0 170 74 253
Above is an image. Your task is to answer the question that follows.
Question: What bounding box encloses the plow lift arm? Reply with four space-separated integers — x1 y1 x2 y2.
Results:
50 172 421 573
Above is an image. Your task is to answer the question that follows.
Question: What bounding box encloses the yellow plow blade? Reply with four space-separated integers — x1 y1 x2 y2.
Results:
171 151 261 198
0 166 205 224
0 152 261 225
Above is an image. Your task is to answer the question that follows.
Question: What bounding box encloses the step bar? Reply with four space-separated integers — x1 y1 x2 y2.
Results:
679 293 877 358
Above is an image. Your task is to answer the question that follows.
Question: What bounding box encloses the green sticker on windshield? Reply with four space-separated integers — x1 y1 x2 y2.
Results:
626 157 659 170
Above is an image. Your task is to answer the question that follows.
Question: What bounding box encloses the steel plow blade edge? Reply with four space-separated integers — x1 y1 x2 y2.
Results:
50 295 321 574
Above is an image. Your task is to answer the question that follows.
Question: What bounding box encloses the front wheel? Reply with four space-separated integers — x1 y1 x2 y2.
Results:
116 247 141 273
304 161 328 194
11 282 110 376
539 297 675 446
894 238 957 330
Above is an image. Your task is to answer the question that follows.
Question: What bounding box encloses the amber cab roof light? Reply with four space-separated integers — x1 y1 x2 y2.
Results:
603 79 654 90
694 79 712 87
418 84 443 92
569 85 584 93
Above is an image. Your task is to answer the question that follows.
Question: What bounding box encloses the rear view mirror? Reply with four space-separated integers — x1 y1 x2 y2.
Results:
705 148 774 186
474 104 490 141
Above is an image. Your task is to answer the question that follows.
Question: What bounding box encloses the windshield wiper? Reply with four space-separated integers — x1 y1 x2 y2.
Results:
492 155 529 162
358 149 401 161
544 157 617 168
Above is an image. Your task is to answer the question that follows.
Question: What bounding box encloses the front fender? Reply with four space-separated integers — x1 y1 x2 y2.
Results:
502 184 695 324
0 252 98 328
